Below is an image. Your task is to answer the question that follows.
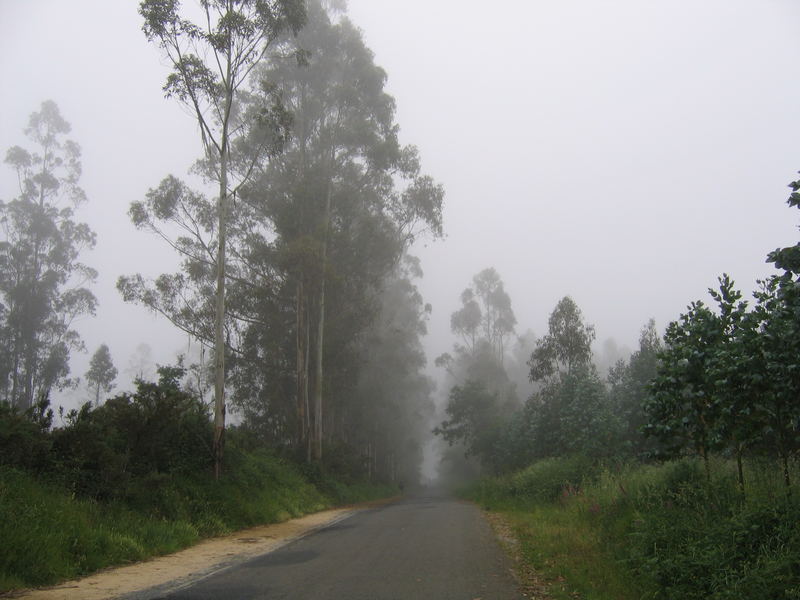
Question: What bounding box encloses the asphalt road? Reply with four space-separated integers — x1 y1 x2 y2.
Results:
154 489 522 600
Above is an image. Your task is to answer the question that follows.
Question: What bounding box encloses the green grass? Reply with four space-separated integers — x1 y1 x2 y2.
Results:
467 456 800 600
0 451 397 593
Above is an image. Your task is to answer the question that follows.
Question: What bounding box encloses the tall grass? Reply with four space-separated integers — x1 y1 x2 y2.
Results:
467 456 800 600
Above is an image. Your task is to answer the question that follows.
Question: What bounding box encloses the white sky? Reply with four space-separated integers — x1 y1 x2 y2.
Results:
2 0 800 407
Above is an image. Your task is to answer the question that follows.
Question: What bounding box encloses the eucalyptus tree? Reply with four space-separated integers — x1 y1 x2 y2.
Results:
434 380 506 473
0 101 97 410
435 269 518 472
450 288 481 355
86 344 118 405
133 0 306 477
528 295 595 383
243 0 443 461
450 268 516 362
348 255 435 484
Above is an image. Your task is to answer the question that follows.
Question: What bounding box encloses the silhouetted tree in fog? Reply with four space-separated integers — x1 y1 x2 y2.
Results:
0 101 96 410
86 344 117 405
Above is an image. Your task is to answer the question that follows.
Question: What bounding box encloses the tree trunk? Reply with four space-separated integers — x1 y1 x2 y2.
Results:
312 262 326 462
213 152 228 480
311 173 333 463
213 97 231 481
296 279 308 450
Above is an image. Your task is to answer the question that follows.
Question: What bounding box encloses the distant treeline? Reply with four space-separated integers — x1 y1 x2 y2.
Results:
436 175 800 599
435 174 800 489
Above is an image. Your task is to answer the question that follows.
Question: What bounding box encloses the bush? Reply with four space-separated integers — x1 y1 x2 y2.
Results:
47 366 213 500
0 367 400 593
0 401 52 473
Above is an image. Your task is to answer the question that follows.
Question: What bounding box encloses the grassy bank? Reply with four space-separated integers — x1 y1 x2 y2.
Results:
0 370 399 592
0 448 396 592
467 456 800 600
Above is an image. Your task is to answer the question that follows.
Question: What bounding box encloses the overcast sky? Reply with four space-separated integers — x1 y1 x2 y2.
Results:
2 0 800 407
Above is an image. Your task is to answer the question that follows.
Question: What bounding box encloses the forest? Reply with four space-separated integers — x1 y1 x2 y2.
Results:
1 0 799 598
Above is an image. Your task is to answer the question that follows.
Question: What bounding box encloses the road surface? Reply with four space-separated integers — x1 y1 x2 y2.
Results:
150 489 522 600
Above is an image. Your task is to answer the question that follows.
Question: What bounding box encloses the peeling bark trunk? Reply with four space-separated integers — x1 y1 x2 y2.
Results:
296 279 309 450
213 147 228 480
213 61 233 481
311 163 333 463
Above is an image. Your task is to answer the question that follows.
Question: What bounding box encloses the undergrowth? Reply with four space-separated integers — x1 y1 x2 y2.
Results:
467 456 800 600
0 372 399 593
0 452 395 592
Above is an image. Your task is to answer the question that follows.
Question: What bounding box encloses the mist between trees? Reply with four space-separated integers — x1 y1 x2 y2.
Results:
431 184 800 597
1 0 800 534
2 0 445 490
434 204 800 494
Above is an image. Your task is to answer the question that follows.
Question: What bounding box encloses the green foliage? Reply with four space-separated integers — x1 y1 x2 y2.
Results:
520 366 620 462
528 295 596 382
48 365 213 500
751 275 800 486
468 457 800 600
645 268 800 489
767 172 800 274
434 380 509 472
0 401 52 473
435 268 522 478
126 1 443 480
0 397 396 592
473 455 596 507
607 319 662 458
645 295 726 471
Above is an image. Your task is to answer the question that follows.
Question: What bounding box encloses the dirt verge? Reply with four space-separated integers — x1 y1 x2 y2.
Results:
484 510 553 600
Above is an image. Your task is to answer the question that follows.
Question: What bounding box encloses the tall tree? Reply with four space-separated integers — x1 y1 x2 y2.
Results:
85 344 118 405
348 255 435 484
0 101 97 410
607 318 662 458
435 268 518 474
645 298 724 481
244 0 443 461
136 0 307 478
751 275 800 490
449 268 516 362
528 295 595 382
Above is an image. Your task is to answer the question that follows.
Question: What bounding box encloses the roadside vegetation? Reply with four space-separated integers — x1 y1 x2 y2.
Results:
0 366 397 592
467 457 800 600
437 176 800 598
0 2 437 592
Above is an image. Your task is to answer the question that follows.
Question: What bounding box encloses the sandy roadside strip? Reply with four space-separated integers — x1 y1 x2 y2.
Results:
7 504 372 600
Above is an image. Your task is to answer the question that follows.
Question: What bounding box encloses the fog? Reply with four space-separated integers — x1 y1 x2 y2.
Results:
2 0 800 414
